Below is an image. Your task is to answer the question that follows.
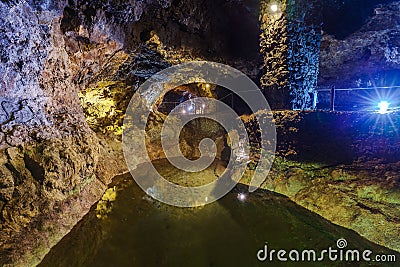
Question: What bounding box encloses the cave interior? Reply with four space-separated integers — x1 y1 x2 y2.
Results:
0 0 400 266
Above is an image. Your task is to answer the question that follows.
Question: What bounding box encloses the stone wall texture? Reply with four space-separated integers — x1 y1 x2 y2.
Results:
260 0 322 110
318 1 400 88
0 0 262 265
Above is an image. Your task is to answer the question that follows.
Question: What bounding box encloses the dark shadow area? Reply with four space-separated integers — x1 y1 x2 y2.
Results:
23 155 45 184
216 86 253 115
267 111 400 165
322 0 394 39
60 6 80 33
317 87 400 111
124 0 261 60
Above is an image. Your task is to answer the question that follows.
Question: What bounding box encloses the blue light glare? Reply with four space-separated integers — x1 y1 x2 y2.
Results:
378 101 390 114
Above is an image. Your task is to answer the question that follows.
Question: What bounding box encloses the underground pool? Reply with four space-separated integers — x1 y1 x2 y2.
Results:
38 160 399 267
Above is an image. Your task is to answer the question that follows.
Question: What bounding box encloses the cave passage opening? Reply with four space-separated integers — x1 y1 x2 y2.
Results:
152 83 232 164
156 83 253 116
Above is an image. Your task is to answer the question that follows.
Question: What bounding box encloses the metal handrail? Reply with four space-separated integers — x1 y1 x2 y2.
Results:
316 85 400 92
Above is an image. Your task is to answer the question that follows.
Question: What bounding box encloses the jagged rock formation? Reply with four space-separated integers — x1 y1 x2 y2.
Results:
0 0 261 265
260 0 400 106
319 0 400 88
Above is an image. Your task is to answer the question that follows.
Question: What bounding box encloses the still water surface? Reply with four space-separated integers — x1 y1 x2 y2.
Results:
39 161 398 267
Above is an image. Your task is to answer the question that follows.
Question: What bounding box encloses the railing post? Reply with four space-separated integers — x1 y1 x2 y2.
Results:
330 85 335 111
312 90 318 110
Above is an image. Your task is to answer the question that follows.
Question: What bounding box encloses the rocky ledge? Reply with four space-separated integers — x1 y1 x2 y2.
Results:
241 110 400 252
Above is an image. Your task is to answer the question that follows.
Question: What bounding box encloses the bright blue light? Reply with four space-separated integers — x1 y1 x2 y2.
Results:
378 101 390 114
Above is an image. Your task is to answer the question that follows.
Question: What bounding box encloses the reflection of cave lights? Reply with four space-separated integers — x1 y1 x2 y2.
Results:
237 193 247 202
378 101 390 114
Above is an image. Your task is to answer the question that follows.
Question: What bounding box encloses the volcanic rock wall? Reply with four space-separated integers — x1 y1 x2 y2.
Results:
0 0 262 265
259 0 322 110
319 0 400 88
0 1 136 265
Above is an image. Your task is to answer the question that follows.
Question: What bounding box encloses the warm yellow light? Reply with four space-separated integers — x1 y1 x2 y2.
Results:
270 4 278 12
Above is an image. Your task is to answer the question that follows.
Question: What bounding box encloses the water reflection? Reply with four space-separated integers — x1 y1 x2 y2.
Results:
39 160 398 267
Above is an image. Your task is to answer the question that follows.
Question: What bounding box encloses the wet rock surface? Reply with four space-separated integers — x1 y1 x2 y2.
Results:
0 133 127 266
0 1 132 265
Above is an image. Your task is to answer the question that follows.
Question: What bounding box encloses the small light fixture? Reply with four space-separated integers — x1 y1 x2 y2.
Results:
270 4 279 12
202 104 206 108
205 83 211 89
378 101 390 114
